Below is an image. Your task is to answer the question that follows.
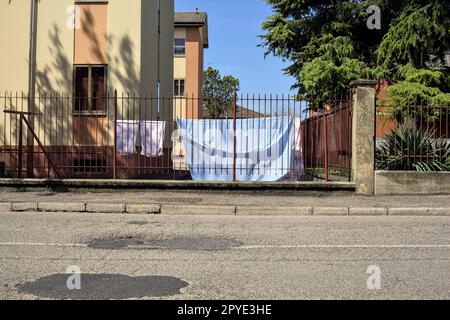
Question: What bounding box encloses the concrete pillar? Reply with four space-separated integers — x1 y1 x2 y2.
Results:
350 80 378 195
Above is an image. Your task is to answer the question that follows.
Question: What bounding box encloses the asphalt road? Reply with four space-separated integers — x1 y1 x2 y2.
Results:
0 212 449 300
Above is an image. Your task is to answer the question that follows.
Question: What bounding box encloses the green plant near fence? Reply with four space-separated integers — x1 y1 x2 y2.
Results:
376 125 450 172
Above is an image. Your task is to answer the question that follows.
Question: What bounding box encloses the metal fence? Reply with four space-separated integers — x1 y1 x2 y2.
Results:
302 99 353 181
376 105 450 171
0 92 353 181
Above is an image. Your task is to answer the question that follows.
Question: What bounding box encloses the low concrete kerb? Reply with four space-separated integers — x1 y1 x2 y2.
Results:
1 202 450 216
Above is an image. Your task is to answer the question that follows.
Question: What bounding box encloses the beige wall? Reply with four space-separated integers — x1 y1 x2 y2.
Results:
0 0 75 146
74 3 108 65
159 0 175 100
0 1 30 92
0 0 174 147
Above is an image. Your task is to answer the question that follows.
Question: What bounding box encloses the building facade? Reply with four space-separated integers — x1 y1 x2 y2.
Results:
173 12 208 120
172 12 209 171
0 0 174 96
0 0 175 178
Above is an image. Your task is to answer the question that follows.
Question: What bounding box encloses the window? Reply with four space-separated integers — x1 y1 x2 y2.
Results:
174 38 186 56
74 65 107 113
174 79 185 97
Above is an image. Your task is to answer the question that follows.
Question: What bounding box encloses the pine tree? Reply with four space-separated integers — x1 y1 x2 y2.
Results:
261 0 450 107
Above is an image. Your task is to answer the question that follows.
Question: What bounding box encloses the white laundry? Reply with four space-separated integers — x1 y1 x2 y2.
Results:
289 118 305 179
116 120 139 155
140 121 166 157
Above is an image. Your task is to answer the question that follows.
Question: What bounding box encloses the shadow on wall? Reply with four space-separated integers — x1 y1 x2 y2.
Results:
0 17 162 177
0 8 175 174
82 9 107 64
32 20 143 145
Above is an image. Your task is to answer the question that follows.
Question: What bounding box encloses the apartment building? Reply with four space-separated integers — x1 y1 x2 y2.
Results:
173 11 209 120
0 0 174 97
172 12 209 171
0 0 175 178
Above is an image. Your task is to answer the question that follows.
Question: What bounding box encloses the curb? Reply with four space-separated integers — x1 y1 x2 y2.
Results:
236 206 312 216
161 205 236 215
1 202 450 216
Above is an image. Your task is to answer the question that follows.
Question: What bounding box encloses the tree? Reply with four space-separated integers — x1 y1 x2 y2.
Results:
260 0 450 107
203 67 240 118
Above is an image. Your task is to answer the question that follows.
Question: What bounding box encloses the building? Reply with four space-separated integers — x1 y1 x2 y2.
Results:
173 11 209 120
0 0 175 178
172 12 209 171
0 0 174 97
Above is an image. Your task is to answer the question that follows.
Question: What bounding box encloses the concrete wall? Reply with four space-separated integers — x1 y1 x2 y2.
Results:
375 171 450 195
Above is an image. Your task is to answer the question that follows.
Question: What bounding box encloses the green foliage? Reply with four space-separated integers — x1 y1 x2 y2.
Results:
380 65 450 108
261 0 450 105
376 2 449 68
376 124 450 171
300 57 369 100
203 67 240 119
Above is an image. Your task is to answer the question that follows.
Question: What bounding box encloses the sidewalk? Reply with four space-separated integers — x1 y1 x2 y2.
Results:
0 189 449 216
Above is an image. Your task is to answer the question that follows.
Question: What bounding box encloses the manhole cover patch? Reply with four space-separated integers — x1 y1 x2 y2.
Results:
18 274 188 300
88 235 243 251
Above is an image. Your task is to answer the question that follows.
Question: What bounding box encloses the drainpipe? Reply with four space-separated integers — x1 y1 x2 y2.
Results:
27 0 38 177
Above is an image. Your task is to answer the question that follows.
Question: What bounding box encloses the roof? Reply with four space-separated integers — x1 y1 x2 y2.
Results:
174 12 207 25
174 12 209 49
222 106 269 119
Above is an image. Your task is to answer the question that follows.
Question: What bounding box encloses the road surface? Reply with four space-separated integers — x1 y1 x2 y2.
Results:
0 212 449 299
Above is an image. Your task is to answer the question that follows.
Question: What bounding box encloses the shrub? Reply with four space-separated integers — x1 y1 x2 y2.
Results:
376 125 450 171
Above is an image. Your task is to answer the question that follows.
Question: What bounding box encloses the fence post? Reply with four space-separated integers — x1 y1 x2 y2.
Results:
323 111 329 181
232 93 237 182
18 116 23 178
113 90 118 179
350 80 378 195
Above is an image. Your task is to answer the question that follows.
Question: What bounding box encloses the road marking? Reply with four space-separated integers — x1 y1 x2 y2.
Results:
235 244 450 249
1 242 450 249
0 242 87 248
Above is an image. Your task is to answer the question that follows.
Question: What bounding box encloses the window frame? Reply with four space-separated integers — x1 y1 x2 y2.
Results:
174 38 186 56
174 79 185 97
73 64 108 115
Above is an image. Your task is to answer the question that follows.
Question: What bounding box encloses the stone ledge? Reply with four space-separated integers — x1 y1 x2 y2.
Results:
313 207 350 216
0 178 356 191
86 203 126 214
237 206 312 216
126 204 161 214
388 208 430 216
38 202 86 213
161 205 236 215
2 201 450 216
11 202 38 212
350 207 388 216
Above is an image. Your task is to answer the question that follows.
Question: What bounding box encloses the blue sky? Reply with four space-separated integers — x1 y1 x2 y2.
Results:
175 0 296 95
